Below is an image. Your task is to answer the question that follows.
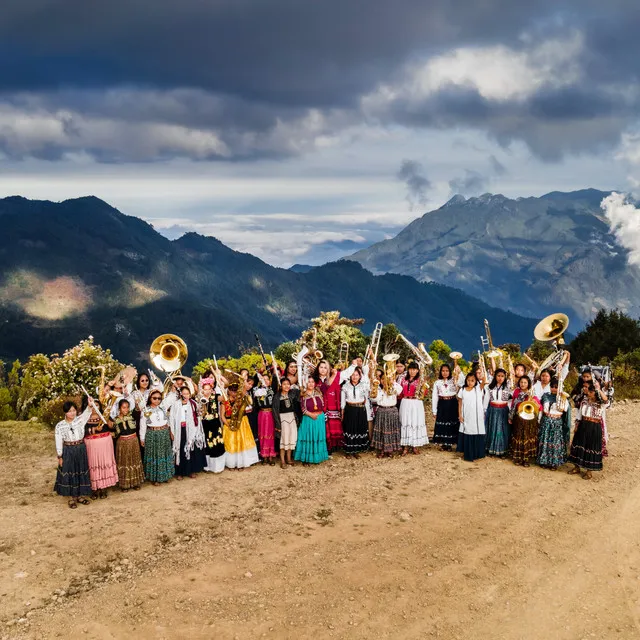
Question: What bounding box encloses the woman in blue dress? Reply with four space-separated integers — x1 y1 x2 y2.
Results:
294 378 329 465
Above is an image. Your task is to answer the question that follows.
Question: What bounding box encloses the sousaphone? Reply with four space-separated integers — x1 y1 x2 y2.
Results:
150 334 188 374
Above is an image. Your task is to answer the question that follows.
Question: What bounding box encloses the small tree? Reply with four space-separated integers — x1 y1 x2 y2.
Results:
0 387 16 420
300 311 368 365
274 341 298 367
571 309 640 365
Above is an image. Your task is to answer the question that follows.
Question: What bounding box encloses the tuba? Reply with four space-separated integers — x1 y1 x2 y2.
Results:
149 334 189 396
518 398 540 421
150 334 188 374
533 313 571 410
382 353 400 395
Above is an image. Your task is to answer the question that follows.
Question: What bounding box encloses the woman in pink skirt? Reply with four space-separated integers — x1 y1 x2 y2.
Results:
255 372 277 465
84 398 119 499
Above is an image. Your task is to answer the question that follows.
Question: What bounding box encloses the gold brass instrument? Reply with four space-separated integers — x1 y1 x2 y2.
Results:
518 398 540 421
533 313 571 410
477 350 488 385
382 353 400 395
338 341 350 370
150 334 188 374
368 344 380 399
367 322 383 364
483 319 502 373
449 351 463 384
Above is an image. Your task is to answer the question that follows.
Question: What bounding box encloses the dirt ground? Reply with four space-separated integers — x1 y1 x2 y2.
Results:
1 405 640 640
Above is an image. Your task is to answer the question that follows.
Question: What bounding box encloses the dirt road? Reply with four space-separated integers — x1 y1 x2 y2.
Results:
1 405 640 639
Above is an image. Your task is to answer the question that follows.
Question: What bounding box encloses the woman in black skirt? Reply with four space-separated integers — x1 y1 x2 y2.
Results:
568 384 604 480
431 364 460 450
199 377 226 474
168 386 207 479
54 399 96 508
340 367 370 459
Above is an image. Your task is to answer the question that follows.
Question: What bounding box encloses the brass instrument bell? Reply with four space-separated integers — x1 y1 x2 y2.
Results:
518 399 539 421
533 313 570 344
150 334 188 373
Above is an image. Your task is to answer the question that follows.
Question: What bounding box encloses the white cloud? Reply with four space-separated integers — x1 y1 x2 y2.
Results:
601 192 640 266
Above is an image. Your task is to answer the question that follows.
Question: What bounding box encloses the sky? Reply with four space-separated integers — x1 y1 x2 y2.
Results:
1 1 640 267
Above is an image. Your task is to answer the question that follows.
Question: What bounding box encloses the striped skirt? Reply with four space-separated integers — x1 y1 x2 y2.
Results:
432 397 459 445
568 418 603 471
371 406 401 453
116 434 145 489
54 441 92 497
144 427 175 483
510 414 538 464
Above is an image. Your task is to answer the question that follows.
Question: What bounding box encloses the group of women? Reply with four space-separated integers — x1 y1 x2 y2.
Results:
53 354 611 508
431 361 610 479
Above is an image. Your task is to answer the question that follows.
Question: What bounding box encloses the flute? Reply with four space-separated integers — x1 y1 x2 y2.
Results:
80 385 109 425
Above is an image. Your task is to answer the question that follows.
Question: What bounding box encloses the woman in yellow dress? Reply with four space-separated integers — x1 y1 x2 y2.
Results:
220 382 259 470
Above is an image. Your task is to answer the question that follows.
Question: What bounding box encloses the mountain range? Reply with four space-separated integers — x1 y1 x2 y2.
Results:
0 196 535 367
351 189 637 327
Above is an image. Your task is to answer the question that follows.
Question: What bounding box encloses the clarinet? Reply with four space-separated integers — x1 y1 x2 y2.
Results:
255 333 269 370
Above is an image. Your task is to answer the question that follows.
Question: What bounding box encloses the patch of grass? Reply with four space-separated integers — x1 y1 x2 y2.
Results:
0 420 52 458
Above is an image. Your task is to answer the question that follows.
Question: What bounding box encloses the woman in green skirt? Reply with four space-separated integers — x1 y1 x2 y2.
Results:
139 390 175 484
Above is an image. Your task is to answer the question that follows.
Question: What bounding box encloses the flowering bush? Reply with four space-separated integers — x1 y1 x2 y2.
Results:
16 337 123 421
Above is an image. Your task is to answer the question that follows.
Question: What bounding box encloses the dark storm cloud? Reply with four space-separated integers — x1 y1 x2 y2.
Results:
0 0 639 162
397 160 431 211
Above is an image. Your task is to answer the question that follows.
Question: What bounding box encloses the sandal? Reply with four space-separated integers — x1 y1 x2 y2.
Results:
90 492 99 501
99 491 108 499
582 471 593 480
77 497 90 505
568 466 581 475
68 500 77 509
523 462 530 468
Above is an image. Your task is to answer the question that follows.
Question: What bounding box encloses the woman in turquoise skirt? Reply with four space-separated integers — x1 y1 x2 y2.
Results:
294 378 329 465
537 378 571 470
483 369 512 457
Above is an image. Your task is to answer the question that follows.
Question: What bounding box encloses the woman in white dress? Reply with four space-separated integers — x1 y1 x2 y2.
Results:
399 362 429 455
457 373 486 462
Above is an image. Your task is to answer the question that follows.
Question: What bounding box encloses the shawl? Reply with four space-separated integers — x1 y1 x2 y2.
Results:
169 398 205 465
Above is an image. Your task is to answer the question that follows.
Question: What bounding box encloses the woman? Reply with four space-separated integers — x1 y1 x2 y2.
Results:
255 372 278 465
457 373 486 462
537 378 571 470
273 377 300 468
200 377 225 474
284 361 300 390
315 360 348 452
84 396 119 497
220 384 260 470
431 364 459 451
54 399 95 508
111 399 144 491
532 369 552 400
139 390 175 485
341 367 370 459
294 378 329 465
568 384 605 480
509 376 542 467
169 386 206 479
399 362 429 455
484 368 512 457
371 368 402 458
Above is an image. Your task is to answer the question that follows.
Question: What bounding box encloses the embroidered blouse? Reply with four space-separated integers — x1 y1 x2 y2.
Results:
400 377 422 400
301 392 325 415
541 392 565 418
341 382 369 409
431 379 459 414
113 415 137 438
54 406 93 456
577 400 605 422
139 406 169 443
483 385 512 409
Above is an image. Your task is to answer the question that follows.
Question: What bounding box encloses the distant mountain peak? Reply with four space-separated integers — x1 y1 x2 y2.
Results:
443 194 466 207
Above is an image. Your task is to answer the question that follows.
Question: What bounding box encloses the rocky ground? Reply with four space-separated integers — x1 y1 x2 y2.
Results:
1 404 640 639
